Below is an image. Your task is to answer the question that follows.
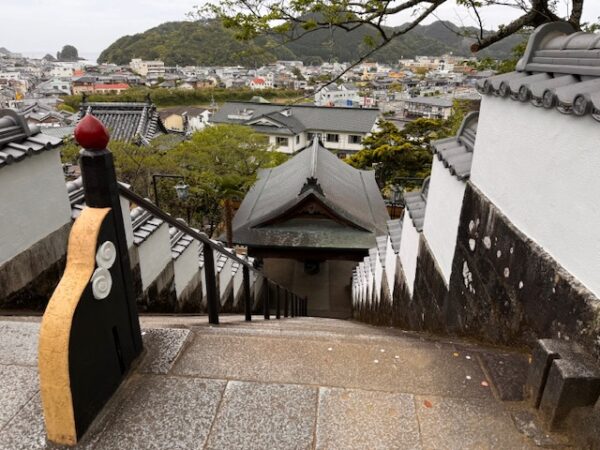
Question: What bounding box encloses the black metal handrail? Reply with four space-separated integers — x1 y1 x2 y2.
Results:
117 184 308 324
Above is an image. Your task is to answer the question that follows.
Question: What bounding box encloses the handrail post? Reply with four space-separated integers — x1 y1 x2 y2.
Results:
276 285 281 319
243 265 251 322
284 290 289 318
203 242 219 325
291 295 295 318
304 297 308 316
263 280 270 320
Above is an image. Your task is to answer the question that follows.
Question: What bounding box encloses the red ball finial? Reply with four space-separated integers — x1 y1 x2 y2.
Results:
74 114 110 150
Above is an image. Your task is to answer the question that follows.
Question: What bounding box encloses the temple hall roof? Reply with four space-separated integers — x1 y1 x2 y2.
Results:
232 138 389 250
78 100 168 144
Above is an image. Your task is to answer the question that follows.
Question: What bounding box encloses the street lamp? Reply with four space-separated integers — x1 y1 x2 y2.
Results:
390 184 403 218
174 181 190 201
152 173 185 209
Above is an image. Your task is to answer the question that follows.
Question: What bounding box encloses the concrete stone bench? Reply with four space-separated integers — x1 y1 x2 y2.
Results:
526 339 600 430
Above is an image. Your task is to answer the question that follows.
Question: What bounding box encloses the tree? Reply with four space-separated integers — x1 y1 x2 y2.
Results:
57 45 80 61
347 101 469 189
199 0 585 84
166 124 288 242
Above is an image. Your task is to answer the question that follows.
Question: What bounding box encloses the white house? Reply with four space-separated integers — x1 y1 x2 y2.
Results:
211 102 380 157
314 83 361 107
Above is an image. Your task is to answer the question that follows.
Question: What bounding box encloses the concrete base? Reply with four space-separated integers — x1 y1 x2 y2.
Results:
0 223 70 310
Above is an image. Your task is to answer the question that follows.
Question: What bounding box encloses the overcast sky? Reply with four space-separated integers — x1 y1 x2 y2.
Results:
2 0 600 57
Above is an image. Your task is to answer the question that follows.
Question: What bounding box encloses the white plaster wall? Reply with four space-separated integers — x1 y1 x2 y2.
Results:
398 217 420 296
471 96 600 297
120 196 134 249
218 256 233 300
173 240 200 297
137 223 171 290
373 252 383 302
384 236 397 298
0 150 71 265
422 157 467 284
233 267 243 302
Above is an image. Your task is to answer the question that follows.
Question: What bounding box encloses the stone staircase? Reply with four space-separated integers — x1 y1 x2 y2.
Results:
0 316 573 449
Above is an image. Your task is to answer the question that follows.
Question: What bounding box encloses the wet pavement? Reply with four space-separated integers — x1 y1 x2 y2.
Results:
0 316 574 449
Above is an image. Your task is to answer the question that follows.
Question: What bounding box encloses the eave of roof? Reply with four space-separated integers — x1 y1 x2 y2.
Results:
477 22 600 121
0 109 63 169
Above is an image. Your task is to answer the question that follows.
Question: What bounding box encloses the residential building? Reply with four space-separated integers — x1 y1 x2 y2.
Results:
314 84 361 107
129 58 165 78
211 102 380 157
403 96 454 119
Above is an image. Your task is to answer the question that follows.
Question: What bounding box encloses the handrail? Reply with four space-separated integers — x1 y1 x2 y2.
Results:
117 183 301 297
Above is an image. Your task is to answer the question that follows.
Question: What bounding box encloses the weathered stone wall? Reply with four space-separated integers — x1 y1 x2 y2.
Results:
446 184 600 358
354 182 600 360
0 223 70 310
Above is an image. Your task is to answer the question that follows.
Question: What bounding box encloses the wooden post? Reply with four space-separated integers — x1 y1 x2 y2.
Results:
276 285 281 319
291 295 296 318
284 290 289 318
263 280 270 320
203 243 219 325
243 265 251 322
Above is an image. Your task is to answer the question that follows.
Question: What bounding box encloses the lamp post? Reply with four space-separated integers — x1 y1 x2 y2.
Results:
152 174 188 208
391 184 403 218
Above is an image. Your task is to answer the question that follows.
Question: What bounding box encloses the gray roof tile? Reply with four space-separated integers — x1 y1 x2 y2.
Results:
431 112 478 181
78 101 168 143
0 109 62 169
232 138 389 250
403 178 430 232
212 102 379 134
387 219 402 253
478 22 600 120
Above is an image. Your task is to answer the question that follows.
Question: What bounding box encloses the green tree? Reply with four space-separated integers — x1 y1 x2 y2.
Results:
199 0 585 80
347 102 469 190
166 124 287 240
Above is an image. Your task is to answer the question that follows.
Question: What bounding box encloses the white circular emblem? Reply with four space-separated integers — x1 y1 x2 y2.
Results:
96 241 116 269
91 267 112 300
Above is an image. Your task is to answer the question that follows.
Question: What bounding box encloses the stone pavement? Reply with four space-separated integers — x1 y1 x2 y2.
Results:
0 316 574 449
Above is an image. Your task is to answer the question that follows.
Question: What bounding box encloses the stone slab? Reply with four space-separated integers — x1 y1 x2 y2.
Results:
205 380 317 450
0 365 39 430
173 333 493 399
138 328 191 374
315 387 421 450
0 321 39 366
0 394 45 450
93 375 226 450
539 357 600 430
526 339 585 408
479 351 530 401
415 395 535 450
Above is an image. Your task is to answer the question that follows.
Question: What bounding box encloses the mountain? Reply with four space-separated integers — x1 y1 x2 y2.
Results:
98 20 524 66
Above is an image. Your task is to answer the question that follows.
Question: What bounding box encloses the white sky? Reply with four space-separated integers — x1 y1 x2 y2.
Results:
1 0 600 56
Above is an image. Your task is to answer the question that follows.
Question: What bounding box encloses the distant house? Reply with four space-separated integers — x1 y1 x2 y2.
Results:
314 83 361 107
250 77 267 90
158 106 211 133
403 96 454 119
18 102 75 128
93 83 129 95
211 101 380 157
78 99 169 144
232 137 389 318
129 58 165 78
